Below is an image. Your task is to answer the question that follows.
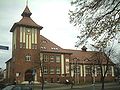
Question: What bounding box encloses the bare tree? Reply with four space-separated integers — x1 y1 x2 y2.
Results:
69 0 120 47
69 1 119 89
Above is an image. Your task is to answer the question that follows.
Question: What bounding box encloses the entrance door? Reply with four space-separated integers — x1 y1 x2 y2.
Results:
25 69 34 81
51 78 53 83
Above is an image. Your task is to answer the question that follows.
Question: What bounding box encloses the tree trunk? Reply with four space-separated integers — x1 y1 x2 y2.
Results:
101 76 105 90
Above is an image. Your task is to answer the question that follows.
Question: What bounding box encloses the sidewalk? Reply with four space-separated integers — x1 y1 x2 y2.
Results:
31 82 120 90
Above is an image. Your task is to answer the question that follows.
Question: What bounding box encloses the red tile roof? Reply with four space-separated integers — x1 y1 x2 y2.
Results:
40 35 113 65
40 35 72 54
10 6 43 32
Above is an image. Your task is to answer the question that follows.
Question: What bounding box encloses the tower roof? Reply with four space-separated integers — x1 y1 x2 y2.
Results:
10 5 43 32
21 5 32 17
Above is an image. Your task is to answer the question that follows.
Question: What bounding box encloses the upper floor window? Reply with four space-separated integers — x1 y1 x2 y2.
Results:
25 55 31 61
56 67 60 74
50 68 54 74
42 40 47 43
96 66 101 74
50 56 54 62
85 65 91 75
19 27 37 49
56 56 60 63
107 66 112 74
43 54 49 62
41 46 47 50
51 47 59 50
44 67 48 74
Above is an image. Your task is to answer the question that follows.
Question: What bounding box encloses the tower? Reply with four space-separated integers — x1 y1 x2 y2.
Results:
10 5 43 83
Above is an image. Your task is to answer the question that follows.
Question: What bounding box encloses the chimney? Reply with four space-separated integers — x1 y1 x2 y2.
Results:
81 46 87 51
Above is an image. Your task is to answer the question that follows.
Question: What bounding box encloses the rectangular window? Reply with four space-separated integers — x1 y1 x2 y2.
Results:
97 66 101 74
32 29 35 44
85 65 91 75
50 56 54 62
25 55 31 61
56 67 60 74
43 54 49 62
44 67 48 74
35 29 37 44
56 56 60 63
32 44 34 49
13 30 16 49
50 68 54 74
57 78 60 82
107 66 112 74
20 43 22 48
34 44 37 49
66 66 69 74
76 66 80 73
20 27 23 42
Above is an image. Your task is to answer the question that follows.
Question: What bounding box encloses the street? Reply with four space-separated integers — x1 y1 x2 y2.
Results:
30 82 120 90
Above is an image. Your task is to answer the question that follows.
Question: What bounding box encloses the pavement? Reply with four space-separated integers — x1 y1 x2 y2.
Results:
30 82 120 90
1 82 120 90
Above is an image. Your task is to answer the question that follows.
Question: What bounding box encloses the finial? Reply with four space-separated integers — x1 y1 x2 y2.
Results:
26 0 28 6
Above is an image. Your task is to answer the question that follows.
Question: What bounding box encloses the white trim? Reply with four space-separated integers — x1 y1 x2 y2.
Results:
35 29 37 44
40 69 41 77
20 27 23 42
95 66 97 77
23 27 25 43
29 33 31 49
61 54 64 75
32 29 35 44
84 65 86 77
111 66 114 76
26 34 28 49
80 65 83 77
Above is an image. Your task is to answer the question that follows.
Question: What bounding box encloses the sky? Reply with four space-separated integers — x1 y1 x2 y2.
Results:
0 0 80 69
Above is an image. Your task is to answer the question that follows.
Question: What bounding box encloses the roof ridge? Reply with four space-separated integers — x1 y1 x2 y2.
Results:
40 35 63 49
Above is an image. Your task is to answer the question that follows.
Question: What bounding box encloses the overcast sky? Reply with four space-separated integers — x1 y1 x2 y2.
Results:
0 0 80 69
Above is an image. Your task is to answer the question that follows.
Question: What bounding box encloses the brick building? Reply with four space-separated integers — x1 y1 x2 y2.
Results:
5 5 115 84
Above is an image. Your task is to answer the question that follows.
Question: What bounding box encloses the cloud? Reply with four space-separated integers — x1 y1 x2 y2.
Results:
0 0 78 69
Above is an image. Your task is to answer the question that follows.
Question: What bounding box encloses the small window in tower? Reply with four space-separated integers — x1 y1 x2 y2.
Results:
20 43 22 48
25 55 31 61
23 43 25 49
34 45 37 49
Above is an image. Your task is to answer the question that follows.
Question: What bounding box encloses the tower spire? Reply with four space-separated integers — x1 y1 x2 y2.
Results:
26 0 28 6
21 0 32 17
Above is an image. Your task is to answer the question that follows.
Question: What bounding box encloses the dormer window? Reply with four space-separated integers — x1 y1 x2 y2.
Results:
41 46 46 50
51 47 59 50
42 40 47 43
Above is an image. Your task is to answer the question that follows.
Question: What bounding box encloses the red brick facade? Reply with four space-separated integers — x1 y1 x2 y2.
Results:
5 5 115 84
